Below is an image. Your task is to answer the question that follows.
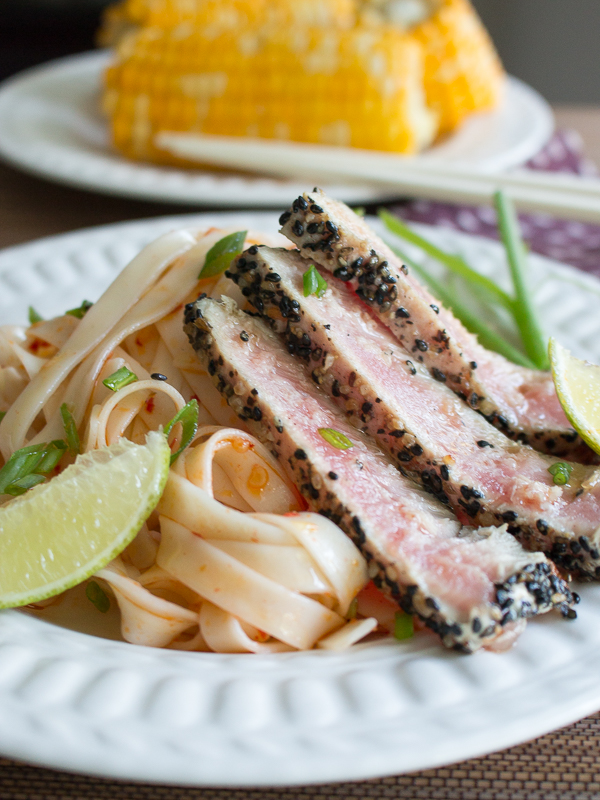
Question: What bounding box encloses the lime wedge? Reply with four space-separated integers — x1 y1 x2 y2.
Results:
549 338 600 454
0 431 170 608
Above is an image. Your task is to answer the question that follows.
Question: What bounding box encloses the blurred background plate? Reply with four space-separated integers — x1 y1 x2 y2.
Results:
0 51 554 208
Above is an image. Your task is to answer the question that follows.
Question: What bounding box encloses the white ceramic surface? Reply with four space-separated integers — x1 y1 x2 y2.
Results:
0 212 599 787
0 52 554 207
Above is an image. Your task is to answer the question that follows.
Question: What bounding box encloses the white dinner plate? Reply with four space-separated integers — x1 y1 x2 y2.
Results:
0 51 554 207
1 212 600 787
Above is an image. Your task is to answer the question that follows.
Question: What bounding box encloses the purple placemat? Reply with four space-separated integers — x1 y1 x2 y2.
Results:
392 130 600 277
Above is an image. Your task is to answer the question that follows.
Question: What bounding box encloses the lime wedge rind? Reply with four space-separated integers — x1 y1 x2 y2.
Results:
0 431 170 609
549 338 600 456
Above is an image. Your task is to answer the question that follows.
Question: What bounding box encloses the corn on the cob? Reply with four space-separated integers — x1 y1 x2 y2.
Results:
99 0 356 44
410 0 504 134
103 22 437 164
101 0 504 164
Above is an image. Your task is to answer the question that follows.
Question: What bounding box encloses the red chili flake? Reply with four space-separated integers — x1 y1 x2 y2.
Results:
145 396 155 413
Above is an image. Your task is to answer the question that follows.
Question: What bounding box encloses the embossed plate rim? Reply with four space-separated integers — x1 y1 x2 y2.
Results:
0 212 599 786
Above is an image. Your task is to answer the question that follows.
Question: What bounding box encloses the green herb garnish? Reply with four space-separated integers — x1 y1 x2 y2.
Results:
494 191 550 370
353 206 366 218
387 243 537 369
103 366 138 392
66 300 93 320
394 611 414 641
318 428 354 450
6 474 47 496
0 411 5 423
60 403 81 455
199 231 247 279
303 264 328 298
548 461 573 485
0 440 67 496
28 306 43 324
86 581 110 613
164 399 200 464
378 193 550 371
379 209 513 311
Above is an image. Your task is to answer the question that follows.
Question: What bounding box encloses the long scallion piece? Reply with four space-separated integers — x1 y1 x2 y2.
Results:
494 191 550 371
388 242 537 370
379 209 514 312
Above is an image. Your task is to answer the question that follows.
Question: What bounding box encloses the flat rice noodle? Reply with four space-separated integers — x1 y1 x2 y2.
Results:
157 471 298 545
0 228 198 458
157 517 344 649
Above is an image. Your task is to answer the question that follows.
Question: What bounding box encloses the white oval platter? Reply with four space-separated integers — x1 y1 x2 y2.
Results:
0 212 599 787
0 52 554 207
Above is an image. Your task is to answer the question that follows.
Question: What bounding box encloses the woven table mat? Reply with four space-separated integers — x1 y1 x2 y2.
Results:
0 712 599 800
394 129 600 278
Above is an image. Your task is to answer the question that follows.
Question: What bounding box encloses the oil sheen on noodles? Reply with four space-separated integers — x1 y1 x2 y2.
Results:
0 227 374 653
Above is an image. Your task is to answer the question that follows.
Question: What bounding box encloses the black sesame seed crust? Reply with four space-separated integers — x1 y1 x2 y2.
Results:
279 190 595 464
184 296 576 652
225 245 600 581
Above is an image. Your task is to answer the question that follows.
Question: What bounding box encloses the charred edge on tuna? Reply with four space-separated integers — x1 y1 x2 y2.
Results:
278 193 591 460
223 255 600 580
184 298 576 650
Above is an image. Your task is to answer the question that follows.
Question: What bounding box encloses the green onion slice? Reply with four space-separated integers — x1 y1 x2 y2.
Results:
0 439 67 495
303 265 328 298
103 366 138 392
199 231 247 279
5 473 47 496
353 206 366 218
164 399 200 464
66 300 93 319
394 611 414 641
318 428 354 449
60 403 81 455
86 581 111 613
548 461 573 485
28 306 43 324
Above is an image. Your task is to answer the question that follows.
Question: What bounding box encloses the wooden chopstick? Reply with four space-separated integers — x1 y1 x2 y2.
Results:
156 132 600 222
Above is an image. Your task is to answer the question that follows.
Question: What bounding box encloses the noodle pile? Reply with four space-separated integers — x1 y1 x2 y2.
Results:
0 227 381 653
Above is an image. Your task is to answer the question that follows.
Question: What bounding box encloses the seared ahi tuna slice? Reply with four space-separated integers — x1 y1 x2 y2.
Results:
227 245 600 579
279 190 592 462
184 295 575 652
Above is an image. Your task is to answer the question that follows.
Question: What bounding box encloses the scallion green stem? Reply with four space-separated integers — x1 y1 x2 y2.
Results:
303 264 328 298
199 231 247 279
164 399 200 463
493 191 550 371
103 366 138 392
28 306 43 324
379 209 514 312
66 300 93 319
60 403 81 455
387 242 537 370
